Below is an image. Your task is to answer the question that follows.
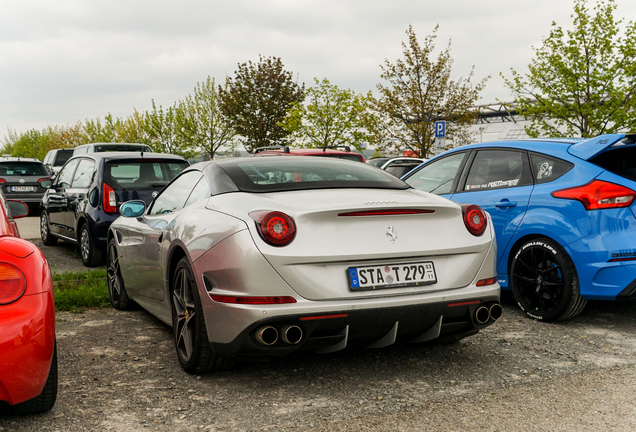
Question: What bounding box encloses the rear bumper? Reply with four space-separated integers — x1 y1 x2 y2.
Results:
206 285 500 358
0 291 56 406
566 207 636 300
193 220 499 358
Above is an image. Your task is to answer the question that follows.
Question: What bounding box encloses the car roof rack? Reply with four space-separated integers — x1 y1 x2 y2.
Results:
254 145 290 154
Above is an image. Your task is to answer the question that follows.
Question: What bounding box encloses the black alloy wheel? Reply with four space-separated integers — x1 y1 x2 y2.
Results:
171 257 233 374
107 237 131 310
510 237 587 322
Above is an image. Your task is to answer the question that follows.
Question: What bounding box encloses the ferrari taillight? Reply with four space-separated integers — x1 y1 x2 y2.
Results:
250 211 296 246
103 183 117 213
461 204 487 236
552 180 635 210
0 263 27 305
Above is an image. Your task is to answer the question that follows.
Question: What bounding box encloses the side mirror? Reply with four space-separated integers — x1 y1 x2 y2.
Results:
40 179 52 189
6 200 29 219
119 200 146 218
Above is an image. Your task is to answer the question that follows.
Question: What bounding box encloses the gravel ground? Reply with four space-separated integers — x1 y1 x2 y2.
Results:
3 217 636 431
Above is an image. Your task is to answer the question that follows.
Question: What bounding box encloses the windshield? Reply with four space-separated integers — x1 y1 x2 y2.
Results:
219 157 408 193
105 159 189 190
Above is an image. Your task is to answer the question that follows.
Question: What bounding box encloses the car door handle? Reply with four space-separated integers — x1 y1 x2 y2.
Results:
495 199 517 208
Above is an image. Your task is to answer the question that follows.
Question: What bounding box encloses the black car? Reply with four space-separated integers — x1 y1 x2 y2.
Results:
40 152 189 266
0 157 52 213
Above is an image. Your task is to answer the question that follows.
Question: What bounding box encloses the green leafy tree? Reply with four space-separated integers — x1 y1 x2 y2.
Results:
0 128 19 155
52 123 85 149
144 100 192 156
373 25 488 158
82 113 120 143
503 0 636 138
181 76 235 159
280 78 379 151
116 110 151 144
219 56 305 152
6 129 51 160
2 124 85 159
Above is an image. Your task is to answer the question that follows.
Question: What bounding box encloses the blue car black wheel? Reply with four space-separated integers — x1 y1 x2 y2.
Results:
511 237 587 322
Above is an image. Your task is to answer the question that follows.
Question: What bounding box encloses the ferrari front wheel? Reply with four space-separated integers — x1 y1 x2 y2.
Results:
171 257 233 374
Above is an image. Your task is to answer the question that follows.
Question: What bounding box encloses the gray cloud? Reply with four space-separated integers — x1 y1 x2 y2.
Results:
2 0 635 136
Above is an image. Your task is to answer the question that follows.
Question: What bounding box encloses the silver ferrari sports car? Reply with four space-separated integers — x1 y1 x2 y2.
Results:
107 156 501 374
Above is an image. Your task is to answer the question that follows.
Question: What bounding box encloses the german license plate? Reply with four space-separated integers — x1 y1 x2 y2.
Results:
9 186 35 192
348 261 437 291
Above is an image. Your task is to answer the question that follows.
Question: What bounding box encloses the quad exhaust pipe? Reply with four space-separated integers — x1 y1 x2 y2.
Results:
489 303 503 321
254 324 303 346
255 326 278 345
475 303 503 324
281 325 303 345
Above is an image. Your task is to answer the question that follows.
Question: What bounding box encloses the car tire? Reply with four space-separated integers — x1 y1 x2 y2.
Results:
40 210 57 246
107 237 131 310
79 223 102 267
510 237 587 322
10 342 58 415
171 257 234 374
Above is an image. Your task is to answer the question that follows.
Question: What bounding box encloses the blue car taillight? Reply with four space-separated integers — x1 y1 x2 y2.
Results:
552 180 636 210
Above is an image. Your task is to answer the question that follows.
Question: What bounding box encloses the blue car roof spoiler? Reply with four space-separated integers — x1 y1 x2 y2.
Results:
567 133 635 160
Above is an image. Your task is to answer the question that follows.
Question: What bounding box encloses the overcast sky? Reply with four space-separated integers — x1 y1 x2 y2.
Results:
2 0 635 138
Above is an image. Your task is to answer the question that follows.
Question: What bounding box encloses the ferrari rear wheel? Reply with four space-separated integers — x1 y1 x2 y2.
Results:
40 210 57 246
171 257 233 374
107 237 131 310
10 342 58 415
511 237 587 322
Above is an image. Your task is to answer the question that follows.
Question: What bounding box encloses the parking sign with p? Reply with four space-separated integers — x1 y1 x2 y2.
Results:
435 121 446 138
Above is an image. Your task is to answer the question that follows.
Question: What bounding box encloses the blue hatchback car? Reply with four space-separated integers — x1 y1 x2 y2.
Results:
403 133 636 321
